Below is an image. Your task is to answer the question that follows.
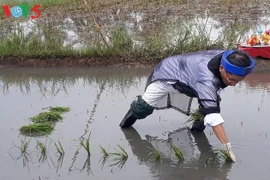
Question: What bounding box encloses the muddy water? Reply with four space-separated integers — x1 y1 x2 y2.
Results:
0 67 270 180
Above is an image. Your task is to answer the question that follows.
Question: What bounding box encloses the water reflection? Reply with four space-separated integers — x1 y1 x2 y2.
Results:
245 71 270 91
122 127 232 180
10 151 32 171
78 155 92 175
0 67 269 96
9 141 66 173
0 67 150 96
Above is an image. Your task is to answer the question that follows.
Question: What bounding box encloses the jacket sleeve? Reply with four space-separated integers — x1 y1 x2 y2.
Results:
195 81 221 116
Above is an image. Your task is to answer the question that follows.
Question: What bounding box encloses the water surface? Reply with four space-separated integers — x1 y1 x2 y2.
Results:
0 67 270 180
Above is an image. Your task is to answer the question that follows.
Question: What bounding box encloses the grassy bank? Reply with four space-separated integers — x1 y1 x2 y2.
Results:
0 0 260 66
0 20 250 64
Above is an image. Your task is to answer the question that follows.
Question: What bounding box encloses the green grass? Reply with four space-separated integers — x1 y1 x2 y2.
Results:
0 0 81 18
0 28 74 59
108 27 133 55
0 27 133 59
49 106 70 114
0 17 249 62
20 123 54 135
0 0 254 65
30 111 63 123
83 0 187 10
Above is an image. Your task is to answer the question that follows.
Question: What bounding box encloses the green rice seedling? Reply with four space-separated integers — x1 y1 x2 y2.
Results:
170 144 184 160
49 106 70 114
80 133 91 156
149 149 161 162
109 145 128 169
37 141 47 155
110 145 128 160
98 145 109 169
185 109 204 123
54 141 65 156
100 145 109 157
31 111 63 123
14 139 31 154
20 123 54 135
37 139 52 166
216 149 233 162
147 148 162 171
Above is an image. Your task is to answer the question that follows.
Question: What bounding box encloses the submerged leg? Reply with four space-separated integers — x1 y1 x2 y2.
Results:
120 81 176 128
119 96 154 128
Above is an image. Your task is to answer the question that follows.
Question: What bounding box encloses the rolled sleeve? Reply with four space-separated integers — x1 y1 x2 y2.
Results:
204 113 224 127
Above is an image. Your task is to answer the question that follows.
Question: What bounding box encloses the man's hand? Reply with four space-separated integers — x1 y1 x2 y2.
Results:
212 123 236 161
223 142 236 162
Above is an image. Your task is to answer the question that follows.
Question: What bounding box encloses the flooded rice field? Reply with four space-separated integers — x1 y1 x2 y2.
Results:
0 67 270 180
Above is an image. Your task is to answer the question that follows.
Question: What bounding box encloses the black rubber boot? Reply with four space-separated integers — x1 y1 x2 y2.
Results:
119 109 138 128
190 119 206 132
119 96 154 128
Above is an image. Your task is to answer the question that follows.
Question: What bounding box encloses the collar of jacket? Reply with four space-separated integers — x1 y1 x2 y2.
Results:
207 52 227 89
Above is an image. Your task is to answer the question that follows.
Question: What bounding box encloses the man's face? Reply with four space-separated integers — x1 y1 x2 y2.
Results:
219 65 245 86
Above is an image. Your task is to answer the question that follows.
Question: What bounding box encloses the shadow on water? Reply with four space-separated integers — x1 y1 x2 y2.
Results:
122 127 233 180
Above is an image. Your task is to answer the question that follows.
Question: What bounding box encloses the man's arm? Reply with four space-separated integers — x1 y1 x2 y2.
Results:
212 123 228 144
195 82 236 161
212 123 236 162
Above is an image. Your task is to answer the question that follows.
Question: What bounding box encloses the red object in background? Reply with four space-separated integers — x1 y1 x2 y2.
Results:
238 45 270 59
